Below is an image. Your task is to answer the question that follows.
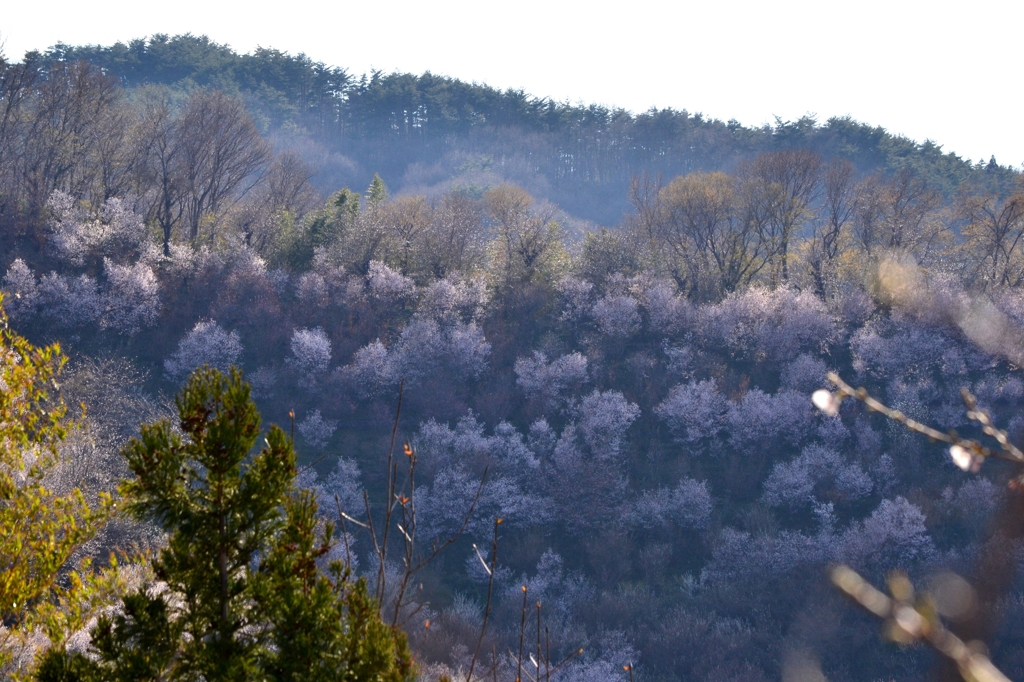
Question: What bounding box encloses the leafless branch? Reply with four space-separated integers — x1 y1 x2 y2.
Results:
817 372 1024 471
466 518 502 682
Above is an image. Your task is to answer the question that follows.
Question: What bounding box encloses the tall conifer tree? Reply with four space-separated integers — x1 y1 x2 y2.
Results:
37 367 414 682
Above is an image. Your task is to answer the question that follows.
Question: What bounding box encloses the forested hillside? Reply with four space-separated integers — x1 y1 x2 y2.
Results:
2 35 1024 681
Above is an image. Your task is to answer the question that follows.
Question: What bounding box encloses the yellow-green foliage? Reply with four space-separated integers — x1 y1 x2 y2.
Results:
0 295 113 669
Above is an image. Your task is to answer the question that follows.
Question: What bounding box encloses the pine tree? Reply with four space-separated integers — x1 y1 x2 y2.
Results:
366 173 389 207
36 367 415 682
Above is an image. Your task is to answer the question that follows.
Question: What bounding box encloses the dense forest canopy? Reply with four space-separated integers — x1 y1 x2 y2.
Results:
2 33 1024 682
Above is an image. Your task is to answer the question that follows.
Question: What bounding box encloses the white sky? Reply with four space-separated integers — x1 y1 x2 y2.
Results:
3 0 1022 168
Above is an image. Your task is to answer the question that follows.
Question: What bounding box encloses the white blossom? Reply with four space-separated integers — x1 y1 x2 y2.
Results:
641 280 693 336
164 320 243 381
298 409 337 450
366 260 415 304
663 343 697 379
37 272 102 328
555 632 638 682
100 258 160 335
489 420 542 479
527 419 557 457
762 444 873 510
655 380 727 443
575 390 640 460
47 191 148 266
353 319 490 390
444 322 491 378
414 413 491 475
511 549 593 619
344 340 399 398
703 527 836 584
547 425 629 535
850 321 963 380
838 497 935 574
698 286 838 363
295 272 328 306
626 479 713 530
413 413 540 482
556 276 594 324
267 268 291 297
2 259 39 321
939 478 999 532
591 294 641 338
417 276 488 326
389 318 448 383
248 366 278 399
782 354 829 394
414 467 485 541
726 388 814 450
514 351 588 409
324 457 365 520
288 327 332 378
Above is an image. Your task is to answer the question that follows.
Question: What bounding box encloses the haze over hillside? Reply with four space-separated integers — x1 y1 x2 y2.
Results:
6 0 1021 167
20 34 1022 226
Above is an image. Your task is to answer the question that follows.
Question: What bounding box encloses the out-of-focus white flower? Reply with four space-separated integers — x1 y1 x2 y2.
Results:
812 389 840 417
949 444 983 473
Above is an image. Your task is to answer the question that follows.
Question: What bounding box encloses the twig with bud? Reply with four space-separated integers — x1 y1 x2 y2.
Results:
466 517 502 682
813 372 1024 476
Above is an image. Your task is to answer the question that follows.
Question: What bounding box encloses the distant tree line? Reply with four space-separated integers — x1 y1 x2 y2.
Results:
12 34 1020 223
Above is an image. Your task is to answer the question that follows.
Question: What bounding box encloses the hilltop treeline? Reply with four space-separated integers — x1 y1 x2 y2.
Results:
11 34 1020 223
3 35 1024 682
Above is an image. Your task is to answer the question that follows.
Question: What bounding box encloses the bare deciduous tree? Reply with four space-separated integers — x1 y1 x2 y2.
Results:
657 171 767 299
176 90 271 241
740 149 821 284
854 168 945 261
18 62 121 224
485 184 564 295
809 158 857 293
957 187 1024 288
418 190 486 280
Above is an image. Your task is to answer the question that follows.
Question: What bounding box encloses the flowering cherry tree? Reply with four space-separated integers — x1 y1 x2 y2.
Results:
100 259 160 335
164 320 243 381
287 327 332 378
47 191 148 267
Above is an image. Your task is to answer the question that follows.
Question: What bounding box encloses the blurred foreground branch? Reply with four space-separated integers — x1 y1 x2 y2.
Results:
831 565 1009 682
815 373 1024 682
